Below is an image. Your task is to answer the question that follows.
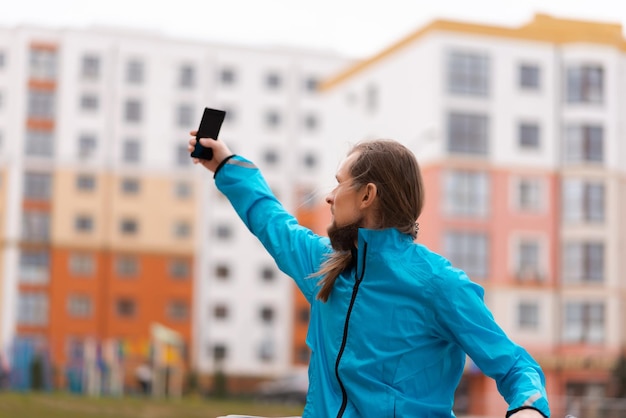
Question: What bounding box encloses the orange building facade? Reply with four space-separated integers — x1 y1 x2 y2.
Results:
7 41 195 389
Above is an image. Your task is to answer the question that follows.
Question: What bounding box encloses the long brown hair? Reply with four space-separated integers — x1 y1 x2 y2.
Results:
314 139 425 302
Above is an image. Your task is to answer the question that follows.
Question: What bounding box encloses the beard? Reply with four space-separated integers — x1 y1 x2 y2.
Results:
327 218 363 251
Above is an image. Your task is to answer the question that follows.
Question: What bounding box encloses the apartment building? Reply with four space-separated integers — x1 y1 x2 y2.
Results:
1 13 625 415
318 13 626 417
0 25 349 387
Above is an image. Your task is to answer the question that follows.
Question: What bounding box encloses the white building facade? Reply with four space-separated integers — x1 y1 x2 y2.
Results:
0 24 350 383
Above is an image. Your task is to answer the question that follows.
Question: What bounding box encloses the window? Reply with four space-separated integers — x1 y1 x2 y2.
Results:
304 76 318 92
447 51 489 96
179 64 195 88
169 259 189 279
25 130 54 157
563 124 603 163
562 242 604 283
17 292 48 325
30 48 57 80
213 344 227 361
565 382 606 415
263 149 279 166
22 211 50 242
173 221 190 238
78 134 97 158
303 113 319 131
260 306 275 324
518 301 539 330
566 65 603 104
220 67 236 85
76 174 96 191
215 225 232 239
69 253 95 276
519 122 540 149
28 91 55 118
167 300 189 320
443 170 489 217
126 59 144 84
444 231 488 279
121 177 140 194
264 110 281 128
562 301 604 343
215 264 230 279
74 215 93 232
297 346 311 363
19 250 49 284
115 298 136 318
562 179 604 223
67 295 92 318
80 94 98 111
447 112 488 155
81 54 100 80
120 219 138 235
516 239 542 281
124 99 142 123
176 104 193 127
214 304 228 319
265 72 282 89
261 266 275 282
173 181 192 199
515 178 542 212
175 144 192 167
122 139 141 163
116 256 139 277
24 172 52 200
519 64 540 89
303 153 317 169
298 307 310 323
366 84 378 113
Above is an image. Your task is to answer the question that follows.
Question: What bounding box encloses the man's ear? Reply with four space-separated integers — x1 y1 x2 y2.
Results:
360 183 378 209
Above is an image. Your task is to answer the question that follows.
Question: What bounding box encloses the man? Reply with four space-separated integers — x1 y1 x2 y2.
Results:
189 134 550 418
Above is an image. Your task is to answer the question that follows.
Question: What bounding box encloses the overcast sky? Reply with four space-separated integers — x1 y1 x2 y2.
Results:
1 0 626 57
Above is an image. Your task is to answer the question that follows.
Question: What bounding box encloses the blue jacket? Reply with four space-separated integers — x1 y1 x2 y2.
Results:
216 155 550 418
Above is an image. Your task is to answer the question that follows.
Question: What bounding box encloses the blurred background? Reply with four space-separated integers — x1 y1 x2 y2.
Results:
0 1 625 417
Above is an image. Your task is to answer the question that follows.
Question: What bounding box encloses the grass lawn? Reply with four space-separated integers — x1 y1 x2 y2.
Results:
0 392 304 418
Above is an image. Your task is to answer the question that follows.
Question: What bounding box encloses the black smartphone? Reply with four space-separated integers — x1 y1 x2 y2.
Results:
190 107 226 160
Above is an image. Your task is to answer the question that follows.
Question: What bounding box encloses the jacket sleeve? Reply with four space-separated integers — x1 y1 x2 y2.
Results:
431 267 550 417
214 155 329 303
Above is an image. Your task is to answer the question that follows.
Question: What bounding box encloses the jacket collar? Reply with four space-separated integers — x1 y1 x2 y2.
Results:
356 227 414 250
352 228 414 277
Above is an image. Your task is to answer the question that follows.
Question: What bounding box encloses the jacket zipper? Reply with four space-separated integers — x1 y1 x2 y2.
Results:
335 242 367 418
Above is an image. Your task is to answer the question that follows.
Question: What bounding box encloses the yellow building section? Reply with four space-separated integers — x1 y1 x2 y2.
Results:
0 168 6 241
0 167 6 347
51 169 198 255
320 13 626 91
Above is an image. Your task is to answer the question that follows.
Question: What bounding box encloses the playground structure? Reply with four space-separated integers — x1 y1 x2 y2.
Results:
150 322 185 398
3 322 185 397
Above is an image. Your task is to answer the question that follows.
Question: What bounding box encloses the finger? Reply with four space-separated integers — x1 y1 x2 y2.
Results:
199 137 215 145
189 130 198 136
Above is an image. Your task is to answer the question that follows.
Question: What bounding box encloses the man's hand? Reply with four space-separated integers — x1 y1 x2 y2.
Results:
509 409 545 418
188 131 234 173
